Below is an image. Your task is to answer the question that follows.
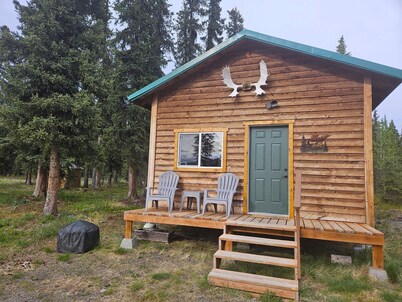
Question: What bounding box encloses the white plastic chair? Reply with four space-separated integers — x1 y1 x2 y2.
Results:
145 171 179 213
202 173 239 218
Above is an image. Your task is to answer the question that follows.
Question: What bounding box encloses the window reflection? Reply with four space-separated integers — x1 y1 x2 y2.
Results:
178 132 223 168
179 133 199 166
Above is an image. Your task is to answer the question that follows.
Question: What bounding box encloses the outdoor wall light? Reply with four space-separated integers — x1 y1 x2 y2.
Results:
266 100 278 109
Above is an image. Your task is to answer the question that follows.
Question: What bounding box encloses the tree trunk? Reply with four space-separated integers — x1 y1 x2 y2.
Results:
33 162 46 197
92 168 96 189
25 169 32 185
113 170 118 184
107 172 112 186
83 167 89 188
44 145 60 215
128 160 137 200
41 169 48 196
92 168 101 189
95 169 101 188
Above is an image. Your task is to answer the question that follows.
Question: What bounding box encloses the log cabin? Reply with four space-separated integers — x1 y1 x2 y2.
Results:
122 29 402 299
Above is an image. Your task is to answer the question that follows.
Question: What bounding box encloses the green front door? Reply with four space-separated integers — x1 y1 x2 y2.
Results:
249 126 289 215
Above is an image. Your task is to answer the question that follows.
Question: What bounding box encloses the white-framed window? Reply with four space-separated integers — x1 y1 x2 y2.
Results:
174 129 227 172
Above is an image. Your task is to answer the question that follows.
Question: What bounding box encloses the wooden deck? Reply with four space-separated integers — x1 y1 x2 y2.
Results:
124 208 384 246
124 206 385 297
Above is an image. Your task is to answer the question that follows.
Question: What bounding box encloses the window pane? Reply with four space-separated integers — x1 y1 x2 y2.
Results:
178 133 199 166
201 132 223 167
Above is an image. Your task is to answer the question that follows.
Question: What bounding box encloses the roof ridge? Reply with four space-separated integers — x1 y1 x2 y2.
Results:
128 28 402 102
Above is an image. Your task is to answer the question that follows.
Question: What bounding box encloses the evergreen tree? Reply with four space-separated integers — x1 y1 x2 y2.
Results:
114 0 172 199
225 7 244 38
0 0 104 215
372 114 402 203
202 0 224 50
372 110 381 192
336 35 351 55
174 0 206 66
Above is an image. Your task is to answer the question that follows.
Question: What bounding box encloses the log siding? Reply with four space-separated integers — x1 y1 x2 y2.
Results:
150 43 366 223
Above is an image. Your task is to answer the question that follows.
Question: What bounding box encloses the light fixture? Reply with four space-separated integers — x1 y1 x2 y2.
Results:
266 100 278 109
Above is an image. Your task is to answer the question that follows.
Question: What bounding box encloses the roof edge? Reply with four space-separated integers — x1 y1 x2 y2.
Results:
128 29 402 103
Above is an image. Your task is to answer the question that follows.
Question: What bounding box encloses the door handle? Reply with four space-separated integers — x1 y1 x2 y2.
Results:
283 168 288 178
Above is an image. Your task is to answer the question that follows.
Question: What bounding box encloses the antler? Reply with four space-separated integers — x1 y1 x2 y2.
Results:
252 60 270 95
222 66 241 97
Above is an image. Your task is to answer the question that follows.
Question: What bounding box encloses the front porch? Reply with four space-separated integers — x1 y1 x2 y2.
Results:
124 207 384 268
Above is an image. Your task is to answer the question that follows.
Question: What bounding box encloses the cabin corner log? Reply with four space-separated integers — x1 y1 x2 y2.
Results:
363 77 375 227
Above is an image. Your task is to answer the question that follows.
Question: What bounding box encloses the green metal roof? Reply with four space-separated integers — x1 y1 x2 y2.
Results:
128 29 402 102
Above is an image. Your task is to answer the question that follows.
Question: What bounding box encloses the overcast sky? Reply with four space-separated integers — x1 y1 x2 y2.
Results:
1 0 401 130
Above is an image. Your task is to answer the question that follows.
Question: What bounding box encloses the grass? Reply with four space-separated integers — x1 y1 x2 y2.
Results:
151 272 172 281
57 254 71 262
130 281 145 293
114 247 129 255
1 176 402 301
325 275 372 293
259 292 283 302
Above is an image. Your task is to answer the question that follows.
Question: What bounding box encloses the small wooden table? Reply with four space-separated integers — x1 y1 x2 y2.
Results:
180 191 204 214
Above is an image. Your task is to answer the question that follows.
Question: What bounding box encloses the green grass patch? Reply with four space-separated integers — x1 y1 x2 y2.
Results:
11 272 24 280
325 275 372 293
43 246 54 253
385 258 401 283
380 290 402 302
33 259 45 265
259 291 283 302
198 274 210 289
151 272 172 281
57 254 71 262
114 247 128 255
130 281 144 293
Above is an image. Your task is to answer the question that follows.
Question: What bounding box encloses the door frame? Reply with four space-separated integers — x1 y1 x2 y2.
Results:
243 120 295 218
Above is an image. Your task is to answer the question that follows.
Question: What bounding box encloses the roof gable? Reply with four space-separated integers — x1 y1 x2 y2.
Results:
128 29 402 104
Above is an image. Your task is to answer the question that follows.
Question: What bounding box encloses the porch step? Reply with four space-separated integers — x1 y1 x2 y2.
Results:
208 268 299 299
225 219 296 231
214 250 297 268
220 234 297 249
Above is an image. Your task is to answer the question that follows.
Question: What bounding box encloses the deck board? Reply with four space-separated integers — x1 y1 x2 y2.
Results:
124 208 384 246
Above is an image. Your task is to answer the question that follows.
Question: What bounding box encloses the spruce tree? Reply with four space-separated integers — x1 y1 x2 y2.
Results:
372 114 402 203
225 7 244 38
114 0 172 199
1 0 104 215
336 35 351 55
202 0 224 51
174 0 206 66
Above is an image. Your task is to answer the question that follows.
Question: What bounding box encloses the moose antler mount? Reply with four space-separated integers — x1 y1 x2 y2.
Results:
222 60 270 97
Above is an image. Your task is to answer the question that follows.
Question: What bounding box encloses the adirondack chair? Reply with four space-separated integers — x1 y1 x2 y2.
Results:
145 171 179 213
202 173 239 218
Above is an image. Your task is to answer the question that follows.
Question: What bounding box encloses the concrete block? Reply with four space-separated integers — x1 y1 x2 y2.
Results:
236 242 250 251
331 254 352 265
120 237 138 249
368 267 389 282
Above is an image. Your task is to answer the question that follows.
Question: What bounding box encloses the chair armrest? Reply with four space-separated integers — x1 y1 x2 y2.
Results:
146 187 155 196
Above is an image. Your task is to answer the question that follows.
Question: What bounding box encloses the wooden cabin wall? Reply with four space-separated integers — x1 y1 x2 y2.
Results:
151 43 366 223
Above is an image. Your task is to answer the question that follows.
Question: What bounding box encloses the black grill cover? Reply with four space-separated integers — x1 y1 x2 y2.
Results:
57 220 100 253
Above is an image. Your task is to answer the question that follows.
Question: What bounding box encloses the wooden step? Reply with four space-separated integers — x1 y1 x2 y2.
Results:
208 268 299 299
225 219 296 231
220 234 297 249
214 250 297 268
